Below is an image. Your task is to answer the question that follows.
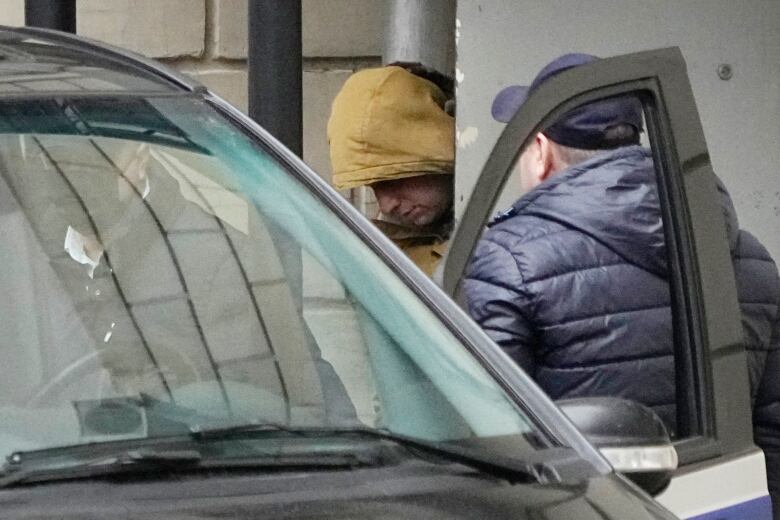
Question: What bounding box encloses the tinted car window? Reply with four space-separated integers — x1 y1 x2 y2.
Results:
470 92 686 432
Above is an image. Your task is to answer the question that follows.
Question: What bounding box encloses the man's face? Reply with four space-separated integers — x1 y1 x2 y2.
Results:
371 174 453 227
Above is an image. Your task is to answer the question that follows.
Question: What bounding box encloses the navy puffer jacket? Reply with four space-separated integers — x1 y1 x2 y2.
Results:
464 146 780 499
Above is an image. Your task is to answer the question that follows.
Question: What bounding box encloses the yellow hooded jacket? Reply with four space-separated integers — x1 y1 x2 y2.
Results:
327 66 455 276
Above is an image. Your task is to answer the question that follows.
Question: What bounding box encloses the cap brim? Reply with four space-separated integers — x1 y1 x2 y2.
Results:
491 85 530 123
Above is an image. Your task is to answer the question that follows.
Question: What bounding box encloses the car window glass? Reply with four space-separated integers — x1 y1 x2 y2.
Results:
479 93 690 438
0 96 540 463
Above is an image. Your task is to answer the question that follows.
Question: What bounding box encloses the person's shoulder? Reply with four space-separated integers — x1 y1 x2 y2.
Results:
484 206 564 245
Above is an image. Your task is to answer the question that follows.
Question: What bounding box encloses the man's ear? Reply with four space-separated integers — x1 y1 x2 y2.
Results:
535 133 556 182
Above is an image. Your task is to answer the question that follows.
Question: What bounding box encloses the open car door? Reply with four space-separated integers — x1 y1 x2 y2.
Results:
443 47 772 519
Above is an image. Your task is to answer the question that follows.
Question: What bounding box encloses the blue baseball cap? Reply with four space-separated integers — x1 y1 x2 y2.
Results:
491 53 643 150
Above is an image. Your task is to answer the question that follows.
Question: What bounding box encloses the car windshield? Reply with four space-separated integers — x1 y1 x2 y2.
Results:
0 95 540 468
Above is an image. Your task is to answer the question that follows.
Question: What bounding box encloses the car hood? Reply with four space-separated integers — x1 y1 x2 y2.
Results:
0 468 677 519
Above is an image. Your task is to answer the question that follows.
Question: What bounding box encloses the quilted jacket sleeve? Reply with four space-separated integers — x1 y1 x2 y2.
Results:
464 236 537 375
738 228 780 517
753 271 780 515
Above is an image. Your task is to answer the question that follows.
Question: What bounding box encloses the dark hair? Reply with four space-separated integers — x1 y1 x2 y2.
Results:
387 61 455 98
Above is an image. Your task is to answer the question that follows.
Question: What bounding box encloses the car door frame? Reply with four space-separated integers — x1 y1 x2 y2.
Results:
442 47 764 514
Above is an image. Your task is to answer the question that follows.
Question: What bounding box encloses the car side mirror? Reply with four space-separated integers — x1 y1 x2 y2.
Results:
557 397 677 496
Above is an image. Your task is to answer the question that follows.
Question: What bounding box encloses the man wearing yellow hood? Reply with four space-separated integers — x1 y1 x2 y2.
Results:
327 66 455 276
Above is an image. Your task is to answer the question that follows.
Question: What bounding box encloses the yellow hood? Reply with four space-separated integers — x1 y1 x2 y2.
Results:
327 66 455 190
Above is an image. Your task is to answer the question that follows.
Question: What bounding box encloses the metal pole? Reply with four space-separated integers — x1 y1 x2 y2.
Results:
248 0 303 158
383 0 456 79
25 0 76 33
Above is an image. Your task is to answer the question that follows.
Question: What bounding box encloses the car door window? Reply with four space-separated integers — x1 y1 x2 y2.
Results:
477 95 683 434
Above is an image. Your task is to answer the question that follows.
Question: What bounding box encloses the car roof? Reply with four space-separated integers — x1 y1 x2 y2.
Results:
0 25 203 96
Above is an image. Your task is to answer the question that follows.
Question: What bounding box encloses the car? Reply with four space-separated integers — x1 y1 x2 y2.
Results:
0 25 747 519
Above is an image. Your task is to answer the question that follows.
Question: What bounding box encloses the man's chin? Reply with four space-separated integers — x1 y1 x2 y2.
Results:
411 216 435 227
401 215 433 228
382 212 442 229
382 214 417 227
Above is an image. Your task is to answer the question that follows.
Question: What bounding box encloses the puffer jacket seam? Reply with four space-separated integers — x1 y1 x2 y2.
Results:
464 274 524 294
549 329 672 354
539 302 669 328
489 226 573 247
524 261 631 285
738 257 777 264
640 400 678 408
540 350 673 370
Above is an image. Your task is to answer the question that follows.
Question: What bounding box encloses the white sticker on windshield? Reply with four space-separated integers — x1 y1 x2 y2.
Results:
64 226 104 279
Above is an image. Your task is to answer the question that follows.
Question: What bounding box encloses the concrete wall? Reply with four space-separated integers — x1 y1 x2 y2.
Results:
455 0 780 260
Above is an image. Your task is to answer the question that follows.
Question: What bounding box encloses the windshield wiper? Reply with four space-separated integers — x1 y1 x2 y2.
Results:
190 424 549 484
0 448 202 488
0 423 551 487
189 420 302 438
0 423 378 488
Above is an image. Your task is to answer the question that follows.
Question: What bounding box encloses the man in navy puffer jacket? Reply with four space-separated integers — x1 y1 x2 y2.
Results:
465 53 780 511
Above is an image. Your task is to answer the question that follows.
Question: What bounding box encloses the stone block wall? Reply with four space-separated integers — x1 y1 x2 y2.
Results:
0 0 385 182
0 0 24 25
